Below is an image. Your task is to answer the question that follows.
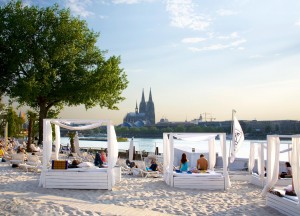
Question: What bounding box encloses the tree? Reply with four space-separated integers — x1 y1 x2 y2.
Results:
26 110 38 151
0 1 128 144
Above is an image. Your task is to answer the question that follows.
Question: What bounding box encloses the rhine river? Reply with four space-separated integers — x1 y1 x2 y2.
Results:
60 137 290 161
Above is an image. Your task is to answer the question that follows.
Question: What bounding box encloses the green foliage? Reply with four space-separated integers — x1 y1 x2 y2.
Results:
0 1 128 143
6 106 23 137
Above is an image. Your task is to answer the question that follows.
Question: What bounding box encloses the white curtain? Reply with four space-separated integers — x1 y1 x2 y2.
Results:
74 132 80 155
54 125 60 160
248 143 256 174
163 133 170 184
262 136 280 195
257 144 265 182
208 138 216 170
288 143 292 163
291 137 300 202
51 120 103 131
39 120 53 187
107 124 118 190
129 138 134 161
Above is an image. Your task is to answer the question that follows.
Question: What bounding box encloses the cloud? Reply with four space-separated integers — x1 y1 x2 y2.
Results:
181 37 206 43
217 32 239 40
188 39 246 52
66 0 94 18
295 19 300 26
216 9 238 16
166 0 210 31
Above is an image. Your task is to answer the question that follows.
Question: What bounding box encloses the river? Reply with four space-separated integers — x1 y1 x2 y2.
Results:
60 137 290 161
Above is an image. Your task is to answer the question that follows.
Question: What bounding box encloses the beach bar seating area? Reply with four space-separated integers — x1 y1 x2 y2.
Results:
39 119 120 190
262 135 300 216
163 133 230 190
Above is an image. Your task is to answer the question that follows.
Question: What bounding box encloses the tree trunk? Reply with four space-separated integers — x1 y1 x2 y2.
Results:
38 103 48 145
27 118 32 152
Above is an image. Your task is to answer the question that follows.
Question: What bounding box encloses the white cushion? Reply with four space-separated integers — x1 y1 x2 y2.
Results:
77 162 95 168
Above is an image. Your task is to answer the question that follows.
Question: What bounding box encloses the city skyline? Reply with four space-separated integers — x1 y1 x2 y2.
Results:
2 0 300 125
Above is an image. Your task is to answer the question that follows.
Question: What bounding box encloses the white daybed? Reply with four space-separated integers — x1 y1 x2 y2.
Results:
262 135 300 216
249 141 293 187
39 119 120 190
163 133 230 190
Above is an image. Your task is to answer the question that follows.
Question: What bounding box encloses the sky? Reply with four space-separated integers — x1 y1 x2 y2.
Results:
2 0 300 125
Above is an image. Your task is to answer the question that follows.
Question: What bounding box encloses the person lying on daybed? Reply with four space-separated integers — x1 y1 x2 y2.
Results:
179 153 189 172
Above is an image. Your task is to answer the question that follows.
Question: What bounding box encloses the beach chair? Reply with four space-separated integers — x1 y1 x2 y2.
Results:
22 154 42 173
139 160 159 178
10 153 25 166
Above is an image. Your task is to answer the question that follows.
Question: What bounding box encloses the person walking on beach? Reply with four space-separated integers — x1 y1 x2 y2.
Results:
179 153 189 172
197 154 208 171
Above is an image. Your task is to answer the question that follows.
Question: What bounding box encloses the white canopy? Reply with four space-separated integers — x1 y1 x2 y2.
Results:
39 119 118 190
163 132 231 189
249 141 266 183
262 135 300 203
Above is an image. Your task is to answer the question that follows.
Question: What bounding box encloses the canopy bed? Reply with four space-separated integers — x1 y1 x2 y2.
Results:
249 141 292 187
39 119 119 190
262 135 300 216
163 133 230 190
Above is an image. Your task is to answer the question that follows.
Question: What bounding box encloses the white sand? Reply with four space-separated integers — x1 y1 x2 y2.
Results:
0 163 284 216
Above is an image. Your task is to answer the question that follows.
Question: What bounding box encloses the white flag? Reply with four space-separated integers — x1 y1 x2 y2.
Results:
230 116 244 163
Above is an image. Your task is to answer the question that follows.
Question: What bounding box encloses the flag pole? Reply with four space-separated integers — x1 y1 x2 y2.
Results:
229 109 236 158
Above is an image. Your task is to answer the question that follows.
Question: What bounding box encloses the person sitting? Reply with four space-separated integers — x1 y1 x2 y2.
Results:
197 154 208 171
94 152 103 167
0 144 6 162
179 153 189 172
100 150 107 163
147 159 158 172
279 162 292 178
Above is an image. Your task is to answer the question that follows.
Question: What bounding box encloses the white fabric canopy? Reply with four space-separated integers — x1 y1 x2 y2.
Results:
291 137 300 202
249 142 266 184
39 119 118 190
163 133 230 189
129 138 134 161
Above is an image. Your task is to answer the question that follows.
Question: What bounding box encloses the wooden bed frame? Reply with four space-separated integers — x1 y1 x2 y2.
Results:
44 167 121 190
250 173 292 187
266 192 300 216
172 171 225 190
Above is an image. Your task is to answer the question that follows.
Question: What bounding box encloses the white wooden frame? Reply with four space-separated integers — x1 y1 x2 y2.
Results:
163 133 230 190
39 119 119 190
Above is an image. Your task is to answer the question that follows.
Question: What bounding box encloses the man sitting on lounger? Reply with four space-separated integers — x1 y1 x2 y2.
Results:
197 154 208 171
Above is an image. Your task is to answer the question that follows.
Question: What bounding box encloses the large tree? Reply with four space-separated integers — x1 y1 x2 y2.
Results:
0 1 128 143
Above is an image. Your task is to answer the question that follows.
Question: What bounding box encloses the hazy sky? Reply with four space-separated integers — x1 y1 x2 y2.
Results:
2 0 300 124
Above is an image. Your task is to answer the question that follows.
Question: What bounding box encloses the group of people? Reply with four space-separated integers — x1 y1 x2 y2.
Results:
94 150 107 167
178 153 209 172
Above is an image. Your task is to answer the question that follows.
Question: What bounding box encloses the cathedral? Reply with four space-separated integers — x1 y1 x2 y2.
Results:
123 89 156 127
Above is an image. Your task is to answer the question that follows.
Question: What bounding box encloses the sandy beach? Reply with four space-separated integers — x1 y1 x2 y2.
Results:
0 162 284 216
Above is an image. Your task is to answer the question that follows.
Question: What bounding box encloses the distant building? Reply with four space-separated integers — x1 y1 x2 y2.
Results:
122 89 155 127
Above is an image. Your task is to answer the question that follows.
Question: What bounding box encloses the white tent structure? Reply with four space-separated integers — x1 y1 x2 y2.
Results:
263 135 300 216
129 138 134 161
163 133 230 190
39 119 119 190
249 141 292 187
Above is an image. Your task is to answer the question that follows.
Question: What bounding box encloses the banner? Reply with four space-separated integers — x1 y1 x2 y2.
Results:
230 115 244 163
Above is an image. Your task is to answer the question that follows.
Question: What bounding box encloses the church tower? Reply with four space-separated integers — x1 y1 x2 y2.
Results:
139 89 147 114
146 88 155 124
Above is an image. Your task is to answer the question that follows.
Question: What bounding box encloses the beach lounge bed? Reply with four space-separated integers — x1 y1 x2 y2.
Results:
173 171 224 190
266 190 300 216
262 135 300 215
163 133 230 191
39 119 120 190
